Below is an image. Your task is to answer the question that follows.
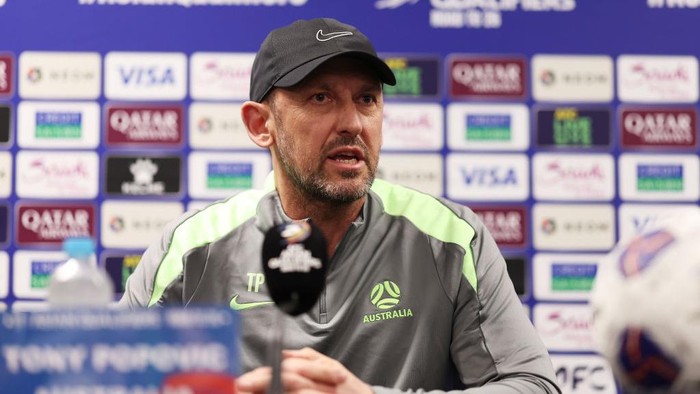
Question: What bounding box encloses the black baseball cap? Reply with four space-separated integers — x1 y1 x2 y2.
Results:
249 18 397 103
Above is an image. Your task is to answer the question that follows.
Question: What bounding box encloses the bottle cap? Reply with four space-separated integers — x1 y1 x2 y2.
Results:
63 237 95 258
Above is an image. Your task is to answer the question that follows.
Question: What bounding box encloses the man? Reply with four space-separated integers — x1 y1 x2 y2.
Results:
120 18 560 394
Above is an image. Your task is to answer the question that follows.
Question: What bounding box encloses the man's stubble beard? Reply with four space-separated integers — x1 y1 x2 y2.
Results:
272 113 377 205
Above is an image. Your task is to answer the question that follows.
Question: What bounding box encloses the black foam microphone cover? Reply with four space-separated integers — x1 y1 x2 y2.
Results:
262 221 329 316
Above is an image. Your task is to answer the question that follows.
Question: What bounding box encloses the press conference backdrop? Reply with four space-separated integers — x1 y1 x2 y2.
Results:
1 0 699 392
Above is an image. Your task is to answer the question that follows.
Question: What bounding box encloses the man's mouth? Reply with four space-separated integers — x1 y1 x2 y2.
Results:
327 147 365 165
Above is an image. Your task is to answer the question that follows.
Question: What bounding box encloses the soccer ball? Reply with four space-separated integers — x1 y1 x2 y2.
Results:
590 208 700 394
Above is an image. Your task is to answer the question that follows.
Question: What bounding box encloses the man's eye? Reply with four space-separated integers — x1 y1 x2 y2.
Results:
313 93 327 102
360 95 376 104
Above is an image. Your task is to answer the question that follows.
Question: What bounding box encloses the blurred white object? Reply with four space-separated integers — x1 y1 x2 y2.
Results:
48 237 114 307
591 208 700 393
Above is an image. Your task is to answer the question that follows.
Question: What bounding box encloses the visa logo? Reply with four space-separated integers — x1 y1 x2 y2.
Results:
461 167 517 186
119 66 175 86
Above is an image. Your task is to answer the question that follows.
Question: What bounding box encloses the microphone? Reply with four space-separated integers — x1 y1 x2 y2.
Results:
261 220 329 394
262 221 329 315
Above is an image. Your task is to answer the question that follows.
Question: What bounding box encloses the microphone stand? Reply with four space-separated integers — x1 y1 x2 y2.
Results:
268 307 285 394
268 295 298 394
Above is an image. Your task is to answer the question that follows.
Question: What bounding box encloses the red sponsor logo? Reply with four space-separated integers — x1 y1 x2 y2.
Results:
0 54 13 96
620 108 697 148
449 57 526 98
106 104 183 146
472 206 526 248
16 203 95 245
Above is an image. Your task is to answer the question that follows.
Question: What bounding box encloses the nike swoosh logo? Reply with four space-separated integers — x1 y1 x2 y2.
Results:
316 29 353 42
230 294 274 311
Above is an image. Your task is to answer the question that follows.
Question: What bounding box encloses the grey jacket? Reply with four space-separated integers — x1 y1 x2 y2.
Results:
120 178 560 393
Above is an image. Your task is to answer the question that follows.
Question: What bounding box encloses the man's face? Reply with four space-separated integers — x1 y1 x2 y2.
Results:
267 57 384 204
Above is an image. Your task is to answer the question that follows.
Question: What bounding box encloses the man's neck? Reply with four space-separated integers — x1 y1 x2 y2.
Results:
279 191 365 259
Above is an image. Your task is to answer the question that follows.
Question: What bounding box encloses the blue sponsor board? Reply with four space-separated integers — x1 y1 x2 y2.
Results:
207 162 253 189
637 164 683 191
35 111 82 138
0 307 240 393
551 263 597 291
466 114 512 141
535 107 611 148
382 56 440 98
30 260 61 289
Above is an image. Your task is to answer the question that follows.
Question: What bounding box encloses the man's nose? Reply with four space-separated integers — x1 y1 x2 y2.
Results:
336 100 363 137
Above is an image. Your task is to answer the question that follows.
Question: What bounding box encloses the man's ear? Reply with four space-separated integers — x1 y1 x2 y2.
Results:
241 101 274 148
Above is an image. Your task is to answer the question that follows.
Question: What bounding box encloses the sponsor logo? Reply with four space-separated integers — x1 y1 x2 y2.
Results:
0 205 7 245
465 114 511 141
0 105 10 145
384 56 440 98
552 355 617 393
17 101 100 148
534 303 594 352
447 153 529 201
0 54 13 96
17 151 99 198
535 107 611 148
316 29 353 42
473 206 526 248
447 104 529 151
16 203 96 245
105 52 187 100
189 152 271 199
554 265 597 293
103 253 142 294
229 294 274 311
18 52 101 99
101 201 183 248
0 252 7 298
382 103 443 150
449 57 525 98
532 153 615 201
382 56 440 97
620 107 697 148
618 203 699 241
106 104 183 146
532 204 615 251
362 280 413 324
532 55 613 102
617 55 699 103
189 52 255 100
189 103 255 149
534 254 604 301
637 164 683 191
619 154 699 201
0 151 11 198
105 155 182 196
385 0 576 29
376 153 442 196
12 250 66 299
207 162 252 189
504 256 527 297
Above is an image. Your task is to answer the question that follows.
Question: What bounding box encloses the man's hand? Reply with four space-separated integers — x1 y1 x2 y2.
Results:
236 347 373 394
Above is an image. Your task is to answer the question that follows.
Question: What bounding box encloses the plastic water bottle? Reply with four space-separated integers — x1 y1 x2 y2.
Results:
48 237 114 307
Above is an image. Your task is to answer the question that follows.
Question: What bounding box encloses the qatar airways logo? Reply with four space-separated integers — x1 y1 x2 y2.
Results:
0 55 11 95
106 105 183 145
449 58 525 98
17 204 95 245
473 207 526 247
621 108 696 148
